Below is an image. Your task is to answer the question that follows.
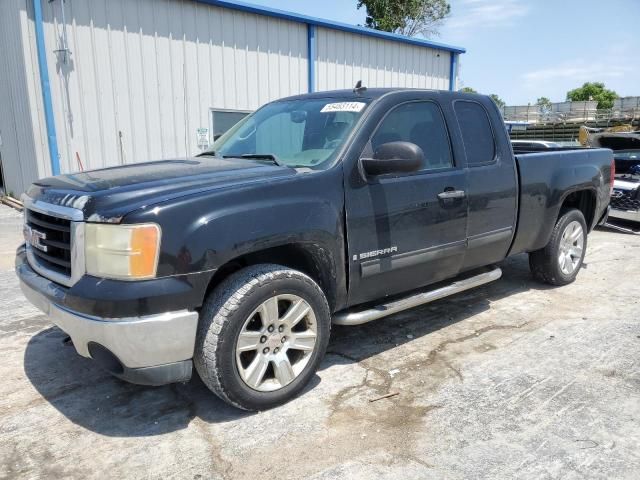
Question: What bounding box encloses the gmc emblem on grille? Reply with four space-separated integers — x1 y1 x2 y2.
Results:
23 225 48 252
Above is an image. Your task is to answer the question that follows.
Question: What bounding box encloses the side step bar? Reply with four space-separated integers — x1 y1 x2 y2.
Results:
603 221 640 235
332 267 502 326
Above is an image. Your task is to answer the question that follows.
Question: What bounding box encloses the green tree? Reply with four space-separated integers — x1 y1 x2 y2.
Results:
357 0 451 38
489 94 505 109
459 86 477 93
566 82 618 109
536 96 552 114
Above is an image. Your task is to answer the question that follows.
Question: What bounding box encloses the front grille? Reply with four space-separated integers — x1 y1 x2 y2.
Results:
26 209 72 278
611 190 640 212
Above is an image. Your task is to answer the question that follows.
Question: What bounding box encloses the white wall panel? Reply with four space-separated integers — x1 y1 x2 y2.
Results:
22 2 51 181
316 27 451 92
40 0 308 173
0 0 48 196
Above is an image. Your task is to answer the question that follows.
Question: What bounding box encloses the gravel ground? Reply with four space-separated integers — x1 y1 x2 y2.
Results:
0 203 638 479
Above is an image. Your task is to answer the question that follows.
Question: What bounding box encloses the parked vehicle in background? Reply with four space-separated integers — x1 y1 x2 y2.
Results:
589 132 640 224
611 150 640 173
609 150 640 224
16 88 613 410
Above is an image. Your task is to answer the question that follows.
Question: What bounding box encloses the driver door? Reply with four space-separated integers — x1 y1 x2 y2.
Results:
345 98 469 306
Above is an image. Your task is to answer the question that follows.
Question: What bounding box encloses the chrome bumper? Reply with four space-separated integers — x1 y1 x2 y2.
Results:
608 208 640 223
19 276 199 370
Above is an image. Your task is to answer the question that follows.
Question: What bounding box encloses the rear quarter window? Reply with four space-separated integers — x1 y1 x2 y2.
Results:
454 101 496 166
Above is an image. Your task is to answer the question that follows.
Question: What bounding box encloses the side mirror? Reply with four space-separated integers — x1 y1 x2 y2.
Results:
361 141 424 176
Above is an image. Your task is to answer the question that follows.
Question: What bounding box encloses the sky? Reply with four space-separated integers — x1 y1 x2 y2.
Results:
246 0 640 106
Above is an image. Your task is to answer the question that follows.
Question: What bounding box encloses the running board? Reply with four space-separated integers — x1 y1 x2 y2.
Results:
332 267 502 326
603 222 640 235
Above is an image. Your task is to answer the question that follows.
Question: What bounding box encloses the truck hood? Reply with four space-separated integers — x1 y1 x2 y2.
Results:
25 157 296 221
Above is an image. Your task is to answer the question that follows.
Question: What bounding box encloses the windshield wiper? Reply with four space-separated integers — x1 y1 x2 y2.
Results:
225 153 285 167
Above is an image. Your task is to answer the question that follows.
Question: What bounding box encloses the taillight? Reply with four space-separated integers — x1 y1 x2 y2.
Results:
610 158 615 194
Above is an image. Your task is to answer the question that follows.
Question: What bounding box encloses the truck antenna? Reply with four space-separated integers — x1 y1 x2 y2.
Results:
353 80 367 94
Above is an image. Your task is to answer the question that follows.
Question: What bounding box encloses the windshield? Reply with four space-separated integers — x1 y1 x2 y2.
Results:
206 98 370 169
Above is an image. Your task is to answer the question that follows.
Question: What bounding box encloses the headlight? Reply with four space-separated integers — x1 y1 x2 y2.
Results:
85 223 161 280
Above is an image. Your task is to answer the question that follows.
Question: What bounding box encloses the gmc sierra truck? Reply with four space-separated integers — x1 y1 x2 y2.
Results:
16 89 613 410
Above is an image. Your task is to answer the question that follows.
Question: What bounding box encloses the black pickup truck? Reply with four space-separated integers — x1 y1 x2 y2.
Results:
16 89 613 410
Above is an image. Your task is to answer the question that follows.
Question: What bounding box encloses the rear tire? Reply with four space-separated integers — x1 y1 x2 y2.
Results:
529 208 587 286
194 264 330 411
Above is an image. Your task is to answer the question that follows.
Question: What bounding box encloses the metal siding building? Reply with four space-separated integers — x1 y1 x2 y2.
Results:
0 0 465 196
315 28 452 91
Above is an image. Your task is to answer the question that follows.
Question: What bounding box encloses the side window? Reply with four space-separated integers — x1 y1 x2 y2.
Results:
371 101 453 171
454 101 496 166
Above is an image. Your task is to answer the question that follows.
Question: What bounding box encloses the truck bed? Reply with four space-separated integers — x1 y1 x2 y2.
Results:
509 148 613 255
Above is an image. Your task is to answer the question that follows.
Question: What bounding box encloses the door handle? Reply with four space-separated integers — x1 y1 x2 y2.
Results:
438 189 466 200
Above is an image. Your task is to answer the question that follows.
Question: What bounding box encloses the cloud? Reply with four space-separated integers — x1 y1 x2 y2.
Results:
514 40 640 103
447 0 531 30
522 61 635 87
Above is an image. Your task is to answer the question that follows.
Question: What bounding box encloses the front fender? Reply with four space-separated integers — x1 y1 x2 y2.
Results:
183 196 342 272
124 168 346 300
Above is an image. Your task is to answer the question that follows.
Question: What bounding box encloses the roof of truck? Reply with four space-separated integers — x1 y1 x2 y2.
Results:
278 88 468 102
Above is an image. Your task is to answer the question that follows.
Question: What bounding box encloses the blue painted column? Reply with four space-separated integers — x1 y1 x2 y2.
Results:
307 24 316 93
33 0 60 175
448 53 458 92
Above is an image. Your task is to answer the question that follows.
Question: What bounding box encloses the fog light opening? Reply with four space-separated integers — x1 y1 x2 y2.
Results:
87 342 124 375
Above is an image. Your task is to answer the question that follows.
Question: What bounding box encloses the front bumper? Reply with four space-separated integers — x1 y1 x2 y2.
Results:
17 247 199 386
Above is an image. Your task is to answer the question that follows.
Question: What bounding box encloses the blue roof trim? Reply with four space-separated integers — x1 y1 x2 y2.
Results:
193 0 466 54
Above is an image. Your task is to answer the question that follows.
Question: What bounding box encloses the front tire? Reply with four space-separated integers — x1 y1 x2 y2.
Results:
194 264 330 411
529 208 587 286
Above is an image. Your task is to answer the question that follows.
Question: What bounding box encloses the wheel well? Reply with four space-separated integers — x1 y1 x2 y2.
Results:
204 244 337 310
560 190 596 229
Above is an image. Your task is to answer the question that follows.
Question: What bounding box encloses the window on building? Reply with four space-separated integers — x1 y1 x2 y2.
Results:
371 101 453 171
454 101 496 166
211 110 250 140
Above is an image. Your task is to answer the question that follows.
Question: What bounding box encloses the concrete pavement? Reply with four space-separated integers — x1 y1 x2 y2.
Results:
1 203 638 479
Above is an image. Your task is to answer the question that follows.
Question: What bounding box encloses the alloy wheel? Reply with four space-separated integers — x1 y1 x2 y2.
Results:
558 220 584 275
235 294 317 392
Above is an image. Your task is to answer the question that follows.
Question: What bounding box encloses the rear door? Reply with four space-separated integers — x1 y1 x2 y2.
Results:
344 94 469 306
453 100 518 270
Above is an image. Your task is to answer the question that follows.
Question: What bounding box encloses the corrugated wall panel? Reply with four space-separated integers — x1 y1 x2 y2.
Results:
20 2 51 183
0 0 48 196
41 0 308 173
0 0 27 196
316 28 451 91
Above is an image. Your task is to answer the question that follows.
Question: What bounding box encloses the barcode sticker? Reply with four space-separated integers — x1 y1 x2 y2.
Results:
320 102 366 113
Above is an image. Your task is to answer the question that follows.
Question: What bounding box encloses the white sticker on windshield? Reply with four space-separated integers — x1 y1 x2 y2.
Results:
320 102 366 113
